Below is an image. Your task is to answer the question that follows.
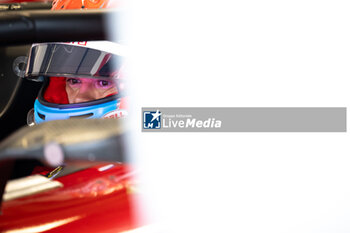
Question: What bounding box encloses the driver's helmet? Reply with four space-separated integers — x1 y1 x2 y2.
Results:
25 0 126 125
25 41 127 124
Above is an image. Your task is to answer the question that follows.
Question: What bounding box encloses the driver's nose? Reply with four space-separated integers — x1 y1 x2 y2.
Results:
72 83 98 103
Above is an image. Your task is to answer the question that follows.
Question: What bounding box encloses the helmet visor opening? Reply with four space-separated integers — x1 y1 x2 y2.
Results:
43 76 121 104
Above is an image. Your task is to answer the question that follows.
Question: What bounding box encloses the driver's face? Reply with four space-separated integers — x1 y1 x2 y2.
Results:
65 78 118 103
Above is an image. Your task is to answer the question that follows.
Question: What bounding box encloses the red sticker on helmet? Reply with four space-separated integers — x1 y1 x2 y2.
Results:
103 109 128 119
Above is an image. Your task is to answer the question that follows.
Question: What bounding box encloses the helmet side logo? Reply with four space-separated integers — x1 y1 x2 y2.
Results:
103 109 127 119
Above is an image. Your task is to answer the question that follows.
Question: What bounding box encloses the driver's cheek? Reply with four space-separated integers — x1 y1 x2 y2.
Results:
103 87 118 97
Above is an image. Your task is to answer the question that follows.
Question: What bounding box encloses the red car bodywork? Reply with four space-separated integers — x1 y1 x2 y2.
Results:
0 0 49 3
0 162 142 232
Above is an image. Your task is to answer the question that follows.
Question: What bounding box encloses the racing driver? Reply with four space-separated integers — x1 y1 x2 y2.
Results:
24 0 126 177
25 0 126 125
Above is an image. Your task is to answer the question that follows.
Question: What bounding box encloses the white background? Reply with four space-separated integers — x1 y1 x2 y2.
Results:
124 1 350 232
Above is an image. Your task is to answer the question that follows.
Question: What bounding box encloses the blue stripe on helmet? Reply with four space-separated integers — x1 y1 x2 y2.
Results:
34 98 119 124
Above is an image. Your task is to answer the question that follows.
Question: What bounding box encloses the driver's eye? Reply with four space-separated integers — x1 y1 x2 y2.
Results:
67 78 81 85
96 80 113 89
100 80 109 86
